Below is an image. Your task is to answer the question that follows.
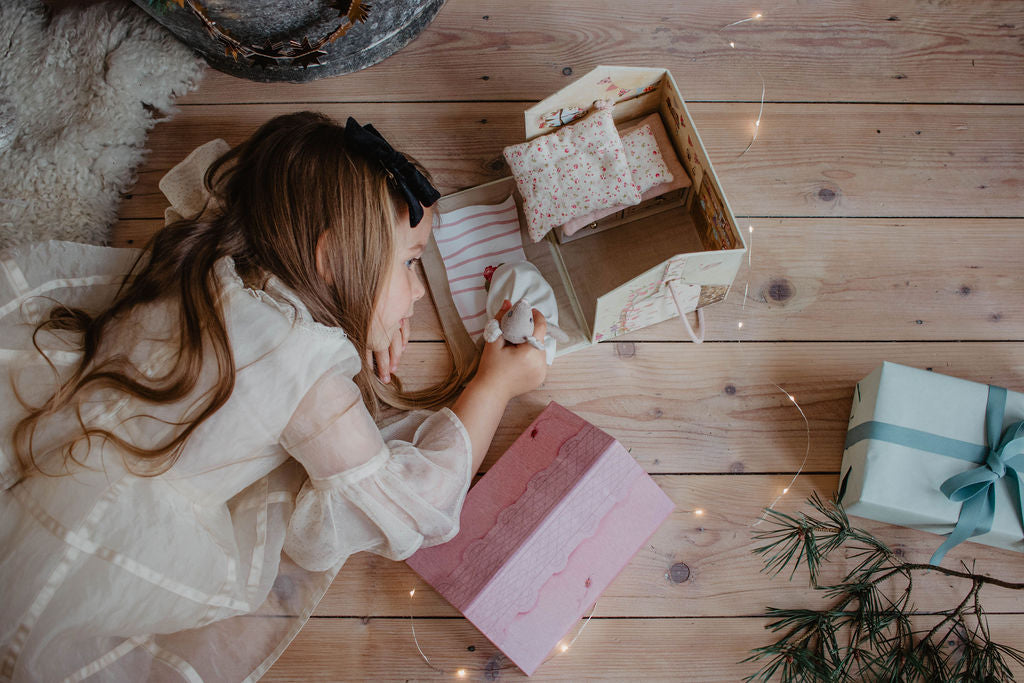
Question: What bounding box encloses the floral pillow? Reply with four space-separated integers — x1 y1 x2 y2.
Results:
503 101 640 242
561 113 689 237
620 124 674 195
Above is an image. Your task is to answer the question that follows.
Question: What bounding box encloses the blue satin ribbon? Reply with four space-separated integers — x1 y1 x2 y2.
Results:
844 385 1024 565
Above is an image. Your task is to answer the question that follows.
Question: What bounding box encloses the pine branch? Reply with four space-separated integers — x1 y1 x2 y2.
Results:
744 492 1024 682
897 563 1024 591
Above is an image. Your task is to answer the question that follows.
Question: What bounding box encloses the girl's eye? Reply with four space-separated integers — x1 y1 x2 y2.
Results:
405 257 422 269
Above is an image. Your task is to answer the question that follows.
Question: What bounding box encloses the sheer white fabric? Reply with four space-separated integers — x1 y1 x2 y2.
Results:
283 369 473 570
0 240 473 682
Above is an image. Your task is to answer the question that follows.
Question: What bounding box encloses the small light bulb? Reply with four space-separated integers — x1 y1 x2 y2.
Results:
737 321 744 329
755 119 761 127
783 487 789 494
788 394 796 402
748 225 754 233
754 13 763 19
457 669 467 678
729 41 735 48
409 589 416 597
695 508 705 516
561 644 569 652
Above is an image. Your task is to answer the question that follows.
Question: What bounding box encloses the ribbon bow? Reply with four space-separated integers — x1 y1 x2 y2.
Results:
344 117 440 227
931 386 1024 564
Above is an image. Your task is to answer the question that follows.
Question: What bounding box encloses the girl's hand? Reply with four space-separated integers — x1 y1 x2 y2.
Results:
375 317 411 384
451 300 551 474
473 299 549 401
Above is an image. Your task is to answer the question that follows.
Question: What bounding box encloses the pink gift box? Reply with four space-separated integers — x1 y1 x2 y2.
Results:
406 402 675 676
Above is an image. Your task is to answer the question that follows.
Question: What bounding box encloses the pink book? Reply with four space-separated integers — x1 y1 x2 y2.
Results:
406 402 675 676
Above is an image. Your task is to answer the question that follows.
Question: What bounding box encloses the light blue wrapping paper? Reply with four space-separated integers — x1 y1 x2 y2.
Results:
840 362 1024 558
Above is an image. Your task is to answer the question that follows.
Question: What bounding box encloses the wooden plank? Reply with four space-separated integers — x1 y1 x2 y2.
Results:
180 0 1024 105
707 104 1024 219
375 341 1024 475
264 614 1024 680
106 220 156 249
116 102 1024 220
316 474 1024 618
109 218 1024 342
713 218 1024 342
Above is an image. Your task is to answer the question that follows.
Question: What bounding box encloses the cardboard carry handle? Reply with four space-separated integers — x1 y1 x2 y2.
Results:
667 280 705 344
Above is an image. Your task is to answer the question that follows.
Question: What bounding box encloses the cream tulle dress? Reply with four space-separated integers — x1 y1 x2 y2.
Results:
0 144 473 682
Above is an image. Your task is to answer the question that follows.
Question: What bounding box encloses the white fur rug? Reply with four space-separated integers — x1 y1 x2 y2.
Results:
0 0 205 249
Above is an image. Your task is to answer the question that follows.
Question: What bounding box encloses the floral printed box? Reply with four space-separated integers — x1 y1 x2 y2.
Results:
422 66 746 353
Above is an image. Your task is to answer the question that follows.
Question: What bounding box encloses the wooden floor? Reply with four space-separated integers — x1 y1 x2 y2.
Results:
113 0 1024 680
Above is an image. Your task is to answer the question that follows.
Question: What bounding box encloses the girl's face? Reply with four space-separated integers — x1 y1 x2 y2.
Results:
369 205 432 351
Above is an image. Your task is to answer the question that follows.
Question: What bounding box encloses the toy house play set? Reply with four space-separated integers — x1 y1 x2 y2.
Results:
421 65 747 359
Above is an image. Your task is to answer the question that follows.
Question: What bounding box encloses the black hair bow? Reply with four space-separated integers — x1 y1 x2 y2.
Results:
344 117 440 227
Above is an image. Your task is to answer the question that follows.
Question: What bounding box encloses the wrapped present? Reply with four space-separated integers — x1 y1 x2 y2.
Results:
840 362 1024 564
406 402 674 676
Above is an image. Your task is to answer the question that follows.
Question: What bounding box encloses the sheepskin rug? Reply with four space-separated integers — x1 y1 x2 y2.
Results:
0 0 205 249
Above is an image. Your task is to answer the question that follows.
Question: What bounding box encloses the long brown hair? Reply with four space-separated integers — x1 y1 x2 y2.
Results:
13 111 472 479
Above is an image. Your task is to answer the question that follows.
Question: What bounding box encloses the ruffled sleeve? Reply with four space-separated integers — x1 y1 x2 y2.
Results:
280 366 473 572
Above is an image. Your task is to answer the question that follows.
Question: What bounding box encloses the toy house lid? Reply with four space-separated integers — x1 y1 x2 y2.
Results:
405 402 676 675
524 65 668 139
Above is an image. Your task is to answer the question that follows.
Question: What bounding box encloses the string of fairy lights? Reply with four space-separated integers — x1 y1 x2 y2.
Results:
718 6 814 524
736 223 813 526
718 12 767 157
401 7 813 676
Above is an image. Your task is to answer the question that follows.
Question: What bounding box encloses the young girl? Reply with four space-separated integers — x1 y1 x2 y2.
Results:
0 111 549 681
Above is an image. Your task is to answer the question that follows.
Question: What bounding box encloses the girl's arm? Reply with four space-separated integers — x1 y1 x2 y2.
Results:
451 302 549 474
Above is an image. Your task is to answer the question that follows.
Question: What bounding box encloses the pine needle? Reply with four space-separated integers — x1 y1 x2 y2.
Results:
744 492 1024 682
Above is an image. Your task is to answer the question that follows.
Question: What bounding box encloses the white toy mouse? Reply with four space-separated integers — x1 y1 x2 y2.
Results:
480 262 569 363
483 298 569 351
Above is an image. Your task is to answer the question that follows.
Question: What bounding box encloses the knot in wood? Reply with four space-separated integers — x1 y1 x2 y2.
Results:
615 342 636 358
484 654 504 680
668 562 690 583
763 278 794 303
